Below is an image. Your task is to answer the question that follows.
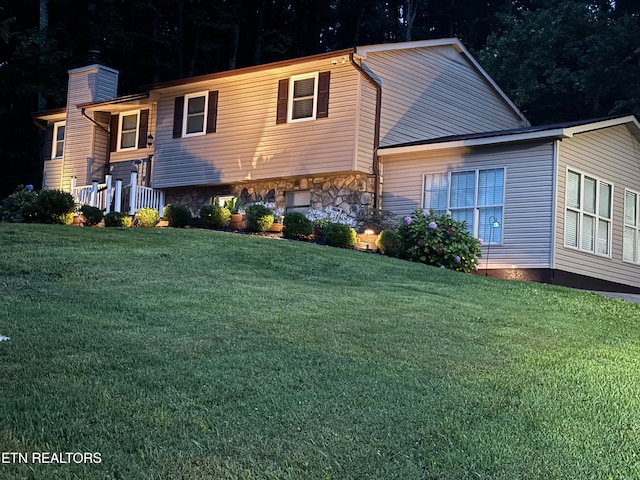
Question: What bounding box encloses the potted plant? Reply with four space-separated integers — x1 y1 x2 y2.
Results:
268 207 285 233
224 197 245 230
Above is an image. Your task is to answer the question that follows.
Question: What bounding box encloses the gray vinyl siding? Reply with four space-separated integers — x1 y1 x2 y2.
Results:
61 66 118 189
152 59 362 189
354 77 377 173
361 46 526 147
554 125 640 289
381 141 555 269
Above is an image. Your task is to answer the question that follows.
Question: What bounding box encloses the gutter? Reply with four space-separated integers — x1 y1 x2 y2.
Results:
349 50 382 209
80 107 113 177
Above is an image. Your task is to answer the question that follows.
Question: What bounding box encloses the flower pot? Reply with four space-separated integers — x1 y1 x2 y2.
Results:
228 213 245 230
268 223 283 233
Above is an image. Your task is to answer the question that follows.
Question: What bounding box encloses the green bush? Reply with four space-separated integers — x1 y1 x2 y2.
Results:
36 189 75 224
135 208 160 227
200 204 231 228
104 212 132 228
375 229 402 257
283 212 313 239
163 204 192 228
324 222 357 248
0 186 39 223
80 205 104 226
397 209 482 272
244 204 274 232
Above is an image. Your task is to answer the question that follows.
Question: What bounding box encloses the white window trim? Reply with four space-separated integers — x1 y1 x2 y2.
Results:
182 91 209 138
563 167 613 258
117 110 140 151
287 72 319 123
421 167 506 245
623 188 640 265
51 121 65 159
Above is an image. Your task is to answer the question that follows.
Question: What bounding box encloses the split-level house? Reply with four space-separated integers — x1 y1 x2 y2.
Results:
34 38 640 292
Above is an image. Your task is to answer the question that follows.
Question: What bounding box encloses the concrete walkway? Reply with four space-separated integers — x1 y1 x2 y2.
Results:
593 291 640 305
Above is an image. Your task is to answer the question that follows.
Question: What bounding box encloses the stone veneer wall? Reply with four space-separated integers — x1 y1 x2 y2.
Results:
164 173 376 224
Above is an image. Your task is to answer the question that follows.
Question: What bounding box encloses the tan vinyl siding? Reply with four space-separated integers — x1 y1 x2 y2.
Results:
355 77 377 173
61 66 118 189
42 159 63 190
362 46 526 147
382 141 555 269
554 125 640 289
152 59 362 189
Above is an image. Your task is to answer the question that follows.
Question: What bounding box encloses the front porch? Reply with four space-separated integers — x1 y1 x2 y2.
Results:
70 171 165 215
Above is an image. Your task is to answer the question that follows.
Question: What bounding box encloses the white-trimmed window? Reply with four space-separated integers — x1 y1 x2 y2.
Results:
289 73 319 122
183 92 208 137
624 189 640 264
117 111 139 151
51 122 65 159
423 168 505 244
564 169 612 256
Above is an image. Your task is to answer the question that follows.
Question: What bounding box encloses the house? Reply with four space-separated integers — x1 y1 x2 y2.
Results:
33 38 640 292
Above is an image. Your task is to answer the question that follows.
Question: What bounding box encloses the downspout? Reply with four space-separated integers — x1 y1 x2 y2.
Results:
349 51 382 210
80 107 112 177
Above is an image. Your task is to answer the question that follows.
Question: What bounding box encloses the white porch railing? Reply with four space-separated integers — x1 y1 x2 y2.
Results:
70 172 165 216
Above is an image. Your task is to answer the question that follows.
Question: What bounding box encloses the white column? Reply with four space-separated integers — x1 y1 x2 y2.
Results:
129 171 138 215
114 179 122 212
158 191 165 217
70 176 77 194
105 175 112 214
90 180 99 207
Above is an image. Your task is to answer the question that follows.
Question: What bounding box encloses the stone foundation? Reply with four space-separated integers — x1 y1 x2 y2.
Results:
164 173 377 224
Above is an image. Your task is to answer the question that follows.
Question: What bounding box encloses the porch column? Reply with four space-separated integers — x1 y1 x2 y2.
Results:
158 191 165 217
70 176 77 194
105 175 112 214
129 170 138 215
114 179 122 213
90 180 99 207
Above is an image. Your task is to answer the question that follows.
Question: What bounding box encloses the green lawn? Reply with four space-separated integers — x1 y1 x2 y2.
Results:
1 223 640 480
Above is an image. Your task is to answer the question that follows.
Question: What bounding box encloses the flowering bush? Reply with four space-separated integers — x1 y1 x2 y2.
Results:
397 209 482 272
0 186 39 223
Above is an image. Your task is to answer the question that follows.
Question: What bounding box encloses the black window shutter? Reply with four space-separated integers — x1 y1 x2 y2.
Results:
44 123 54 160
276 79 289 124
109 114 119 152
137 109 149 148
173 96 185 138
207 91 219 133
317 71 330 119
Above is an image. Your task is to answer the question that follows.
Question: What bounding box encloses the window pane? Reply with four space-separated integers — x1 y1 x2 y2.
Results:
566 171 581 209
623 226 635 262
121 131 136 148
451 208 474 233
625 191 637 226
478 169 504 206
565 209 579 247
186 115 204 134
450 171 475 208
583 176 597 214
599 182 612 219
292 98 314 119
424 173 449 213
122 114 137 130
56 125 65 141
188 96 205 114
597 219 610 255
479 207 503 244
581 214 595 251
293 78 315 98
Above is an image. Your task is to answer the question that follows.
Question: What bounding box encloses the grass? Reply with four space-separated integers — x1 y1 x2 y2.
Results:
1 223 640 479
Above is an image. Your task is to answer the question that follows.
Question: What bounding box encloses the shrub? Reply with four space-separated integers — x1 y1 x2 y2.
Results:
104 212 132 227
135 207 160 227
376 229 402 257
397 209 482 272
163 204 192 228
0 186 39 223
244 204 274 232
80 205 104 226
324 222 357 248
200 204 231 228
36 189 75 224
283 212 312 240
